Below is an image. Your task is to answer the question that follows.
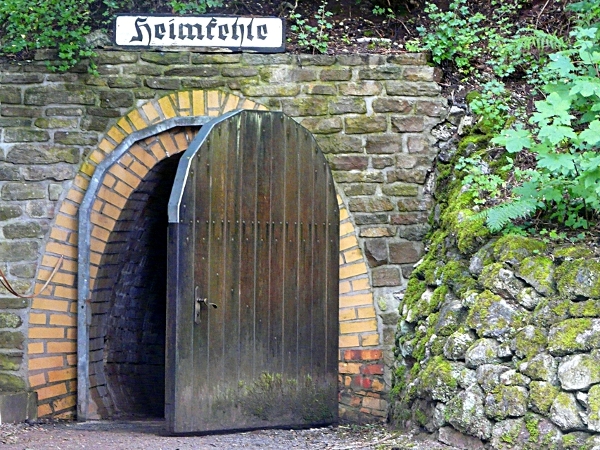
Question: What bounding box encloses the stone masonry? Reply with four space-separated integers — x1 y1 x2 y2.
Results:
0 50 446 421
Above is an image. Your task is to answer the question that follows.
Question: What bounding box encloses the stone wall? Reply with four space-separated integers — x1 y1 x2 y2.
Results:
0 50 446 420
392 125 600 449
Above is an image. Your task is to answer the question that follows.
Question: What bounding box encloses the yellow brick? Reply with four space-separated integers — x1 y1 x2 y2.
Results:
339 207 349 220
340 293 373 308
36 382 67 401
48 368 76 383
361 333 380 346
221 94 238 114
338 362 362 374
239 98 257 110
29 327 66 339
127 109 149 131
352 277 371 292
32 298 69 312
97 139 116 154
339 261 368 280
340 319 377 334
54 286 77 300
257 104 268 111
192 90 206 116
30 313 47 325
339 308 356 321
339 281 352 295
357 306 377 319
52 394 77 412
339 335 360 348
117 117 133 134
344 248 364 264
28 342 44 354
207 90 220 110
142 102 161 123
339 221 354 237
47 341 76 354
178 91 191 110
29 356 64 371
158 95 177 119
107 126 125 144
340 235 359 251
50 314 76 327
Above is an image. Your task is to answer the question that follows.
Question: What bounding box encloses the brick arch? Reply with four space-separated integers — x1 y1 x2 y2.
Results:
27 90 384 421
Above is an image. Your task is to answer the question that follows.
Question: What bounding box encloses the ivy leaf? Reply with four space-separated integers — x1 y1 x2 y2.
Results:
491 126 533 153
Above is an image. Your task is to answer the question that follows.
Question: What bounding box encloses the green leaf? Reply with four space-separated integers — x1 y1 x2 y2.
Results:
491 126 533 153
580 120 600 146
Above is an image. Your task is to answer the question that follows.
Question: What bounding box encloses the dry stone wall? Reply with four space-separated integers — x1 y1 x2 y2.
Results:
392 123 600 449
0 50 446 420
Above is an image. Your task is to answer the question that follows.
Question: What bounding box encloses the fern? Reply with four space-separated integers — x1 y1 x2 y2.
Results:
475 197 540 233
513 29 568 54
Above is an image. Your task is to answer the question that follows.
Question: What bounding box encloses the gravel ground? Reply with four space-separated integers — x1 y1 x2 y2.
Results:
0 420 458 449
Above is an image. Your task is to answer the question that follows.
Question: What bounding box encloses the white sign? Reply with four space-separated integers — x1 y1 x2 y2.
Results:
114 15 285 52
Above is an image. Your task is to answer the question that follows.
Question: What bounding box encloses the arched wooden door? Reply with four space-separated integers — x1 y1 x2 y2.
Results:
166 110 339 433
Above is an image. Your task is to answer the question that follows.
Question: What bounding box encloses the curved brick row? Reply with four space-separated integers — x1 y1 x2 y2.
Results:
26 89 383 420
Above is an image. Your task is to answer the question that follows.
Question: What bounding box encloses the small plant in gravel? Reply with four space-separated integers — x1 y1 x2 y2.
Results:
289 0 334 54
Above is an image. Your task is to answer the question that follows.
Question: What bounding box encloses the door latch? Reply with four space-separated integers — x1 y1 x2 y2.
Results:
195 286 218 324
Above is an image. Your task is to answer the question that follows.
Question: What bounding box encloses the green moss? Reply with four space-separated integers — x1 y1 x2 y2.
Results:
414 408 428 426
515 327 548 359
587 384 600 422
466 289 507 331
553 245 594 260
429 285 448 312
525 413 540 443
419 355 458 394
549 318 594 355
529 381 558 415
492 235 547 264
555 258 600 299
569 299 600 317
518 255 556 294
440 260 477 297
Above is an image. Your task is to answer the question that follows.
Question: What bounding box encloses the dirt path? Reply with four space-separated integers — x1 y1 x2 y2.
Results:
0 420 458 449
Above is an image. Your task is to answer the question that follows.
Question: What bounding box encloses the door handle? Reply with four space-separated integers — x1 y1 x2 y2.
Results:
195 286 218 324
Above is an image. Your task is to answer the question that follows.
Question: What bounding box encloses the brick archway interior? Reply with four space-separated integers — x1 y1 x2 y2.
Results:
27 89 384 420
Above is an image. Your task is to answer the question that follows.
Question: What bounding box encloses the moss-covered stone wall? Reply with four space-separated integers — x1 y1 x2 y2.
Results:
392 125 600 449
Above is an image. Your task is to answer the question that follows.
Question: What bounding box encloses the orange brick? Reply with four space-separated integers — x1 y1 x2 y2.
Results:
55 410 76 420
49 314 76 327
142 102 161 123
73 174 90 190
91 225 110 242
192 90 206 116
32 298 69 312
90 251 101 266
66 328 76 340
60 199 79 216
54 285 77 300
352 277 371 292
340 319 377 334
340 235 359 251
101 203 121 220
88 149 106 165
173 130 190 151
38 403 53 417
128 161 149 180
119 153 134 168
339 335 360 348
344 248 364 264
128 109 150 130
113 179 137 198
29 327 66 339
66 354 77 366
361 333 380 346
47 341 76 353
340 293 373 308
29 373 46 387
29 313 47 325
28 342 44 354
54 213 77 231
340 262 368 280
108 164 141 189
372 379 385 392
36 382 67 401
357 306 377 319
103 173 118 188
339 281 352 294
97 186 127 209
89 264 99 278
52 394 77 412
159 134 178 156
90 211 117 231
338 362 362 374
149 141 167 160
50 228 69 241
130 146 157 169
29 356 64 371
340 221 354 237
45 241 77 259
48 368 76 383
